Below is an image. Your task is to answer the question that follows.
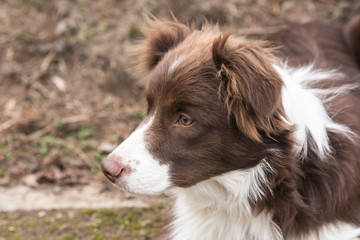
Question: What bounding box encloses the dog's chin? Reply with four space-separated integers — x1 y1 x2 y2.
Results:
111 178 174 196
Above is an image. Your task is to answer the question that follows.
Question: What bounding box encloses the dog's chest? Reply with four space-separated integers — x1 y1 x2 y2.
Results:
168 177 282 240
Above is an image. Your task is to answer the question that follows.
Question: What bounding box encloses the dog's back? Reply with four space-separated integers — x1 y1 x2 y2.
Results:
345 16 360 66
263 18 360 238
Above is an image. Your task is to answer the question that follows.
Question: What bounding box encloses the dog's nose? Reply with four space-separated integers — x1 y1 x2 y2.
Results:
101 156 124 183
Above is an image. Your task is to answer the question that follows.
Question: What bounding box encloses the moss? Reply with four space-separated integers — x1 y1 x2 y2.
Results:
39 136 50 155
94 152 107 163
127 25 143 40
55 120 65 130
98 24 107 34
80 209 95 215
0 207 167 239
0 167 5 178
131 109 147 120
48 225 57 233
43 219 52 225
157 203 166 211
5 152 12 160
60 232 79 240
80 139 97 151
77 126 95 139
98 209 118 217
0 139 8 149
24 219 37 228
26 0 44 6
86 222 99 229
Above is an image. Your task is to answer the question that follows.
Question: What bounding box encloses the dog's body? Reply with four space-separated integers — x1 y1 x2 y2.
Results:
101 17 360 239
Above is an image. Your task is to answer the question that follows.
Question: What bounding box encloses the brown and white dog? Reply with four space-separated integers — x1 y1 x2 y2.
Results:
101 16 360 240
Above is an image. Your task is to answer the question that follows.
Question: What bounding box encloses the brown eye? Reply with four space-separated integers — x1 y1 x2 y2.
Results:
179 115 193 126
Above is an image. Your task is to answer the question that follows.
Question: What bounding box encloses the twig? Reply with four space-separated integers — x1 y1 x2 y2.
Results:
0 119 18 132
27 124 53 141
40 51 56 74
27 115 90 141
61 115 90 124
53 219 78 235
32 81 51 98
25 51 56 85
12 133 99 172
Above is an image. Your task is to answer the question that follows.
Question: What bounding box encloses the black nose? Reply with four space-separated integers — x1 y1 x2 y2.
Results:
101 156 124 183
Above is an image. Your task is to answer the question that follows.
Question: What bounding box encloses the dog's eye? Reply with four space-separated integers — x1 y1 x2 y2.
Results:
178 115 193 126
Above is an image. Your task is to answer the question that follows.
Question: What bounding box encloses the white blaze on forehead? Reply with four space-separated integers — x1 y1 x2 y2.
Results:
168 55 187 74
109 114 172 195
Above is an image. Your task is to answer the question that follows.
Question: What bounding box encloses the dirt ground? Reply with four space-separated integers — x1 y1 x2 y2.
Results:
1 0 358 189
0 0 359 238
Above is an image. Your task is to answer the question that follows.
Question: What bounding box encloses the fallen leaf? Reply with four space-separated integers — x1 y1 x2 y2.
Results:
51 75 67 92
42 148 62 169
22 174 39 187
36 171 56 183
10 166 26 175
4 98 17 114
0 176 10 186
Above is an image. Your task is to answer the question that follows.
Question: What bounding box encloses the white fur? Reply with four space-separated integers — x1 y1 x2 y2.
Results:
168 55 186 73
275 64 353 159
109 115 172 195
290 222 360 240
170 160 283 240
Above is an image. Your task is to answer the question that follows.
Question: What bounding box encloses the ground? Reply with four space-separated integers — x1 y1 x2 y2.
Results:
0 0 359 239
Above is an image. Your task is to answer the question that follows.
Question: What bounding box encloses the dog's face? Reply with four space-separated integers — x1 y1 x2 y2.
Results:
101 20 286 195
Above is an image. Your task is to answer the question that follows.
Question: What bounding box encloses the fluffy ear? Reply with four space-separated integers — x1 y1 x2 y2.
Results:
139 18 192 71
213 34 283 142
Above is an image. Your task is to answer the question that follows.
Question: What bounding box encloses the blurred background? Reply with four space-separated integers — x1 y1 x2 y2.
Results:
0 0 359 239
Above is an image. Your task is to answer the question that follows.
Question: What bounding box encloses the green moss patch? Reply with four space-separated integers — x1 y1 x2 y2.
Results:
0 206 168 240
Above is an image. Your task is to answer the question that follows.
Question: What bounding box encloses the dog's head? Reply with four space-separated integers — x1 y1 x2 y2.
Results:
101 19 288 195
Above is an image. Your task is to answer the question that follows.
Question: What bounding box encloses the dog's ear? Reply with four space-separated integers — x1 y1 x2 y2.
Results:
139 18 191 71
213 34 283 142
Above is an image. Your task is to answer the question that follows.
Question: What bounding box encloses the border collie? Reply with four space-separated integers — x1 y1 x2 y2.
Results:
101 16 360 239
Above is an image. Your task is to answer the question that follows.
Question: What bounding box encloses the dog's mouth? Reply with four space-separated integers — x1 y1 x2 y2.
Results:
110 177 176 196
101 153 173 196
110 178 138 194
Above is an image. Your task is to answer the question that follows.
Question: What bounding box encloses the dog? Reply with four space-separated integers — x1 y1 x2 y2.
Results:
101 16 360 240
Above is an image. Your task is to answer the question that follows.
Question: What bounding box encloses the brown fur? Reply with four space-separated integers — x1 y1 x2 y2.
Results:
212 33 290 142
138 18 192 71
344 15 360 65
130 17 360 238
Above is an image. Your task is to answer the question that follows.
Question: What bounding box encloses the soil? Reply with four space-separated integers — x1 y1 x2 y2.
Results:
0 0 359 238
